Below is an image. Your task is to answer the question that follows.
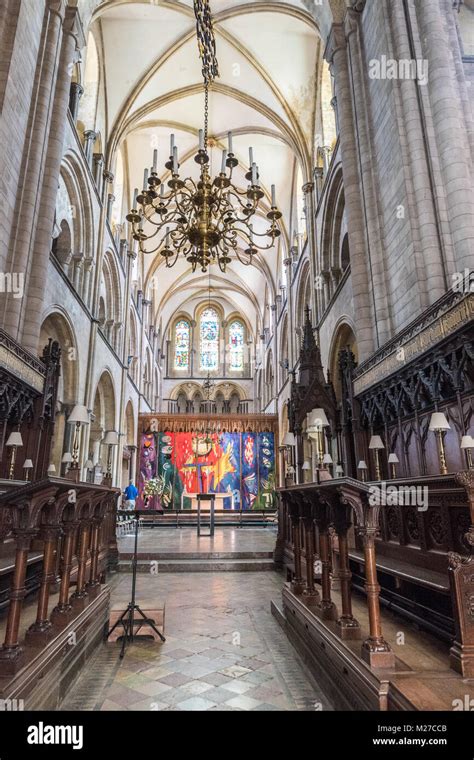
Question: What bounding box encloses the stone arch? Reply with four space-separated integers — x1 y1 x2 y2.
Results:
91 370 117 474
39 310 79 472
328 319 358 402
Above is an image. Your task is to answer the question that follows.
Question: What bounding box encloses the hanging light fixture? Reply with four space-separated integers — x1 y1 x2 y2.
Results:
126 0 281 274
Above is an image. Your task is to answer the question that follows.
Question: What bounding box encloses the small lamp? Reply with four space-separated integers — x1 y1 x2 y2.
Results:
460 435 474 470
67 404 90 466
103 430 119 477
335 464 344 478
84 458 94 483
5 431 23 480
369 435 385 480
429 412 450 475
23 458 33 482
357 460 368 482
282 432 296 447
47 463 56 476
388 452 399 479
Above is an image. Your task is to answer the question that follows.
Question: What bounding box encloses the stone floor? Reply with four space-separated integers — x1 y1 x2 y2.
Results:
117 526 277 555
60 570 333 712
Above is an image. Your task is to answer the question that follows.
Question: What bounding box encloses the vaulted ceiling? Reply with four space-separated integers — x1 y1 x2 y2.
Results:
88 0 328 341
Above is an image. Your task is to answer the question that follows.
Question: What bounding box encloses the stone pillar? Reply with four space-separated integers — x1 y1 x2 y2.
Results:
302 181 318 321
324 23 376 360
26 526 61 644
415 0 473 273
106 193 115 222
68 81 83 122
0 529 37 672
4 3 82 346
83 129 97 168
93 153 105 196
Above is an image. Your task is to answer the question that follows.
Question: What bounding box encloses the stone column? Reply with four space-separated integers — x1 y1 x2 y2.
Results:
26 525 61 644
0 529 37 673
93 153 105 196
83 129 97 168
3 3 81 346
324 23 376 360
415 0 473 273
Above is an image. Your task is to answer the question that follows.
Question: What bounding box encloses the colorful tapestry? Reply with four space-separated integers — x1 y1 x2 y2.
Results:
137 431 275 510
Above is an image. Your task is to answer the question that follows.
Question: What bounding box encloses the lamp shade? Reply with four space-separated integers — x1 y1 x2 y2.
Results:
369 435 385 450
67 404 90 425
282 432 296 446
335 465 344 476
23 459 33 469
6 432 23 447
61 452 73 464
307 408 329 428
323 453 333 465
429 412 450 431
460 435 474 450
47 463 56 474
357 460 368 470
388 453 399 464
85 459 94 469
302 460 311 470
103 430 119 445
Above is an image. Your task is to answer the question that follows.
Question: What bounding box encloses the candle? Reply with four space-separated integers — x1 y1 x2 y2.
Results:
170 133 175 155
152 149 158 172
132 188 138 208
251 162 257 185
249 147 253 167
173 146 178 173
228 131 233 153
165 227 170 247
199 129 204 151
221 149 227 173
271 184 276 207
160 183 165 199
143 168 149 189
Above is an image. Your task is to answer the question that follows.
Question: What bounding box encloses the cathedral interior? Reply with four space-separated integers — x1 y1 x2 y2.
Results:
0 0 473 731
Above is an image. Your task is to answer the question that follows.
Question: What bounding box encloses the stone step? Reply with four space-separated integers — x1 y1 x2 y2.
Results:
117 557 276 573
119 551 274 560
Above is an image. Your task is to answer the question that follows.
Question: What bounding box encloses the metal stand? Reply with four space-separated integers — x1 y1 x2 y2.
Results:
107 512 165 658
197 494 215 537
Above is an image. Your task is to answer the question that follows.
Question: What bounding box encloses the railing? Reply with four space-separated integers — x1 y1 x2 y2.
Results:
277 471 474 675
0 476 120 676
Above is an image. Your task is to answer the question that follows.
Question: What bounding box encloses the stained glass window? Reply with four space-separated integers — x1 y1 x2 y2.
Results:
174 319 190 370
200 307 219 371
229 320 244 371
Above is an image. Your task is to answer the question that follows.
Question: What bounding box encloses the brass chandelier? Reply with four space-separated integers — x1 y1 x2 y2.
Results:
126 0 281 273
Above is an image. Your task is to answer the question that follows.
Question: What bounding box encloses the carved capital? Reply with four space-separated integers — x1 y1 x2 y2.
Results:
324 23 346 65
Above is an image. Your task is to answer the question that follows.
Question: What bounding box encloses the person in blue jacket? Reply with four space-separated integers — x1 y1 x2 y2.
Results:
123 480 138 510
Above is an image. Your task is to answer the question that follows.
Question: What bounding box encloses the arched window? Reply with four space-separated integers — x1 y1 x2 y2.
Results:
228 320 244 371
200 307 219 371
174 319 190 370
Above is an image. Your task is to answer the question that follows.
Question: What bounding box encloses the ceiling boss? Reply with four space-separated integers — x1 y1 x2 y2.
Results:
126 0 282 274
